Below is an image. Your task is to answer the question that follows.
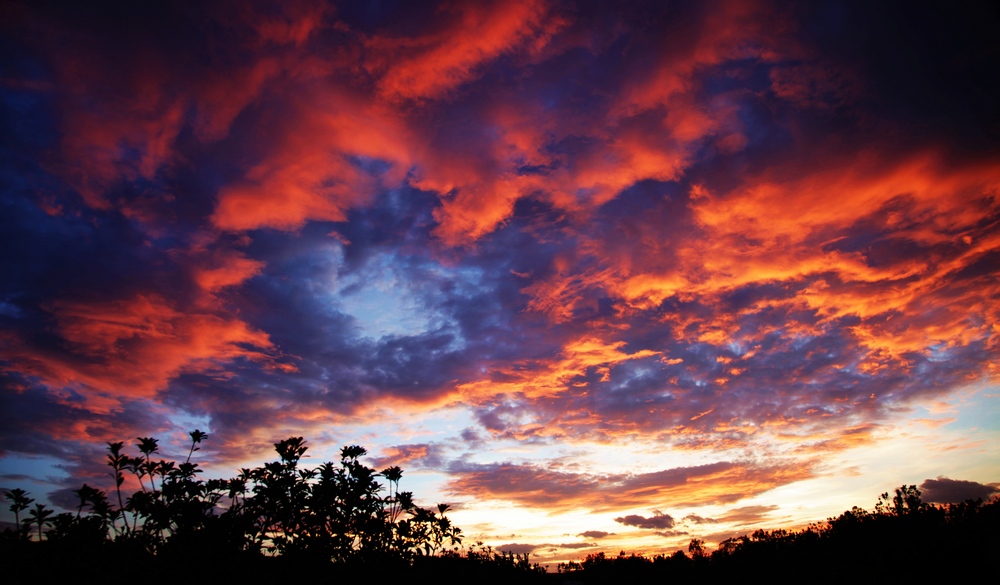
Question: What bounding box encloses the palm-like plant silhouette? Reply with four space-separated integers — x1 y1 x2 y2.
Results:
185 430 207 464
4 488 33 540
136 437 159 492
26 503 53 541
105 441 131 537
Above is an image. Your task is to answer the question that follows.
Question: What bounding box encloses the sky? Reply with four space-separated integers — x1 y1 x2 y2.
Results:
1 0 999 565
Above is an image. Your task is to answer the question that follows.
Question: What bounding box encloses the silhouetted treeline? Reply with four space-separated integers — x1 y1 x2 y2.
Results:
557 485 1000 583
2 434 997 583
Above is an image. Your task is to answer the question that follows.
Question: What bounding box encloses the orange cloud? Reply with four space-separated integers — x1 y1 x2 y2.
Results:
5 294 278 406
523 149 999 366
691 151 998 248
407 1 803 245
447 458 813 513
49 52 283 213
189 249 265 293
456 334 660 403
30 0 820 250
368 0 559 101
211 87 416 231
613 0 794 116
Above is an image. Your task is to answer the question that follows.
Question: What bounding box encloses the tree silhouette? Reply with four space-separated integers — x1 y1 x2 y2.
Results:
25 503 53 541
8 437 994 583
4 489 32 541
554 484 999 583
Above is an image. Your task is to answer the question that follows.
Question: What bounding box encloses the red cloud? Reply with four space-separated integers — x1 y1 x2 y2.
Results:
211 86 417 231
371 444 443 469
5 294 278 407
13 0 818 249
367 0 560 101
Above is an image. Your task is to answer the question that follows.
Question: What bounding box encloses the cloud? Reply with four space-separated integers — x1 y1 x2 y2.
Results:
366 0 560 101
446 458 813 512
715 505 780 526
578 531 613 539
500 541 597 555
683 514 720 525
4 293 278 405
919 477 999 504
497 543 538 555
615 510 675 530
370 443 446 470
209 89 416 232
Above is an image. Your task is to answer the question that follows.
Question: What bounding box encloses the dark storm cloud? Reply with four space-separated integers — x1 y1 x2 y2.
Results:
615 511 675 530
919 477 999 504
578 530 613 539
497 543 538 555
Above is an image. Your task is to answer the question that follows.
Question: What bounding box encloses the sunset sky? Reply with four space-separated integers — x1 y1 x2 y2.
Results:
1 0 998 565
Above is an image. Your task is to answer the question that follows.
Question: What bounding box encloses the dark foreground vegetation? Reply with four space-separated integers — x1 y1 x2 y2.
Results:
2 432 997 584
558 485 1000 583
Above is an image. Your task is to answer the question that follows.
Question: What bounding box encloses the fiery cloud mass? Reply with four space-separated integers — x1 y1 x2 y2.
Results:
1 0 998 563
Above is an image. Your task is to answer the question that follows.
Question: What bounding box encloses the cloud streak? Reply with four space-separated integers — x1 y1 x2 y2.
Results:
445 459 813 512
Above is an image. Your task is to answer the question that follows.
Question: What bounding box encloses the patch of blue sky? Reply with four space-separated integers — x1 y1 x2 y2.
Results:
925 342 952 362
0 455 69 507
0 300 23 318
162 412 213 455
951 383 1000 432
317 246 429 340
332 249 480 351
788 334 814 351
307 405 477 461
340 283 430 340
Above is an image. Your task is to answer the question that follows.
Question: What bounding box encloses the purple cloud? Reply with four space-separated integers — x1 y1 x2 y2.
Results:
919 477 999 504
615 511 675 530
